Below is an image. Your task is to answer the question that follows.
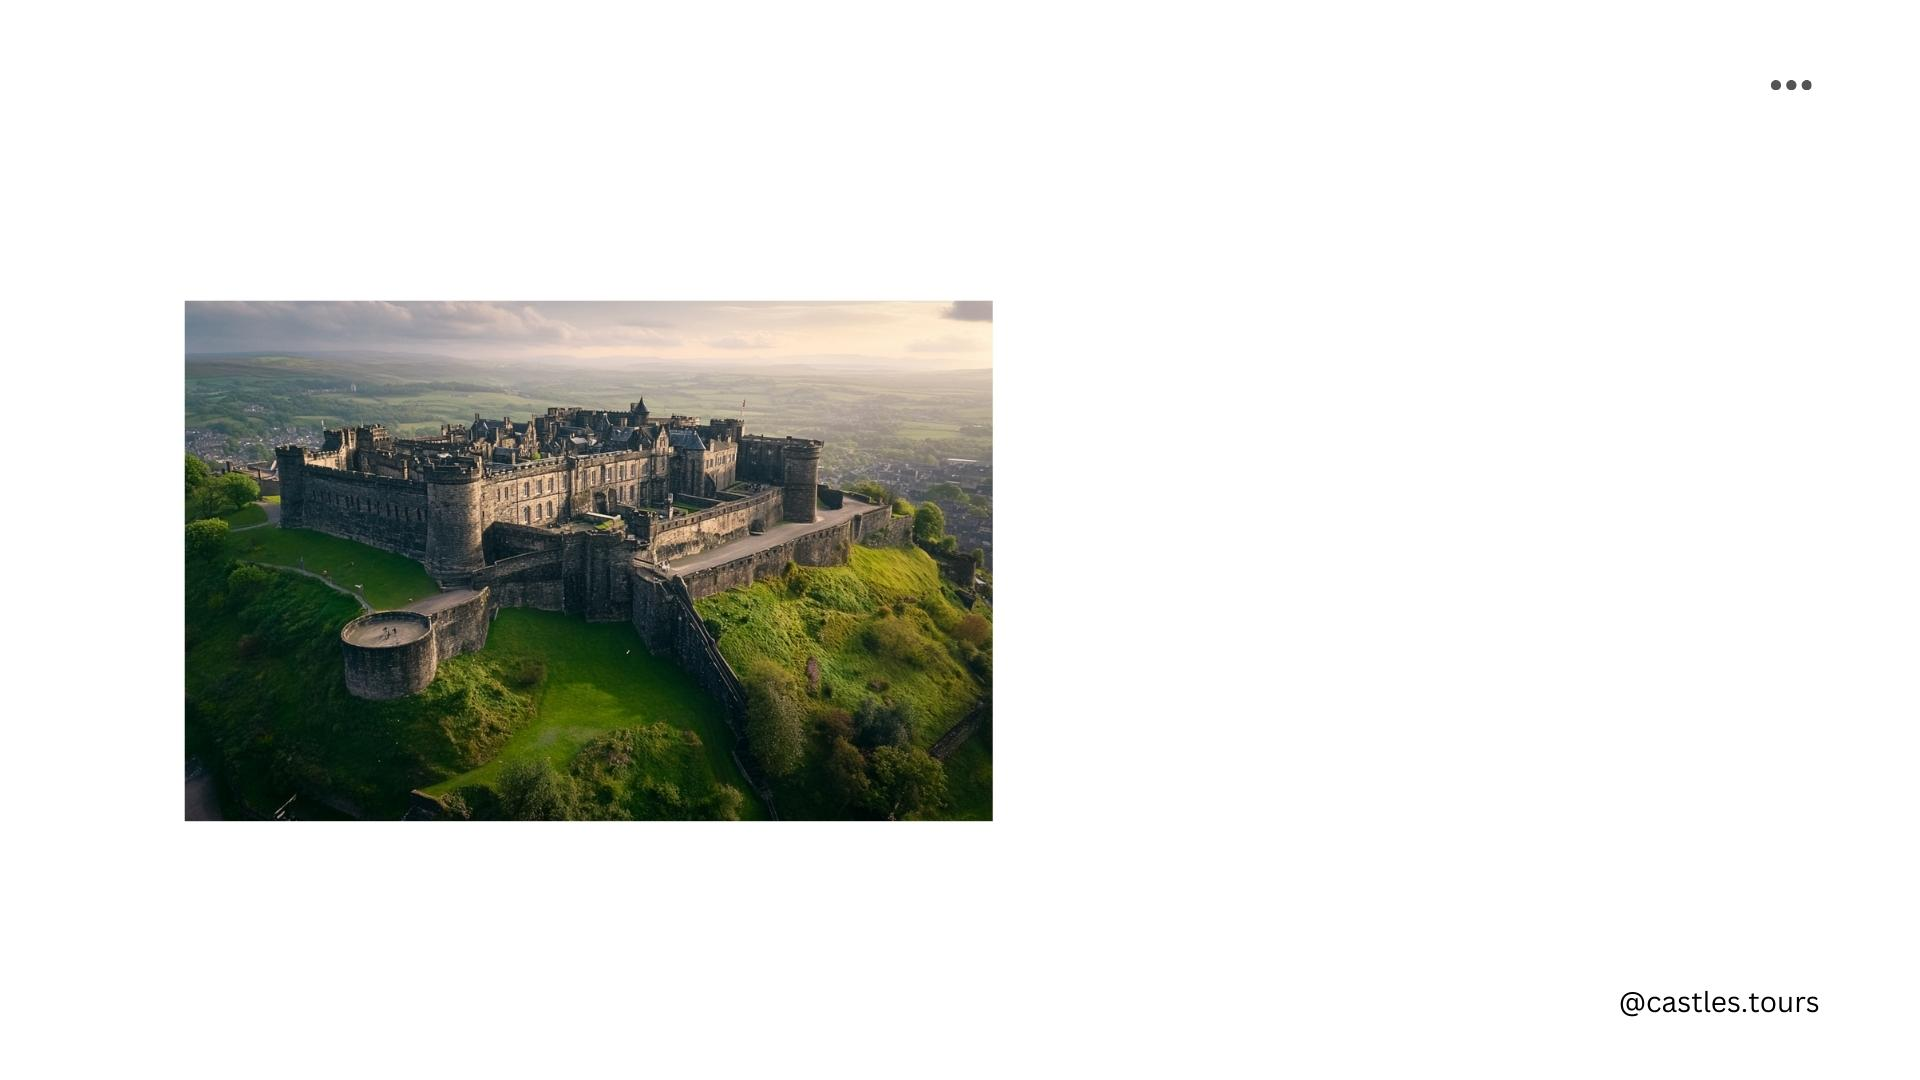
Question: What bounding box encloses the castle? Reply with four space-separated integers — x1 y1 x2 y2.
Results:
274 401 826 582
274 401 912 725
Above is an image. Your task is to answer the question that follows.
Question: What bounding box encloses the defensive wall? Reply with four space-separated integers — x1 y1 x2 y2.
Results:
645 486 782 562
629 569 780 817
471 523 636 622
290 466 431 560
340 587 491 700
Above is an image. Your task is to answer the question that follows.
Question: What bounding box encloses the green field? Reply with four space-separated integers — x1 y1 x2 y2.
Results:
229 526 438 609
422 608 762 817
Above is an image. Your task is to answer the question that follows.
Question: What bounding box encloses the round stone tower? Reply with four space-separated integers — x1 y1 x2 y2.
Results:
424 456 486 583
782 440 821 523
340 610 437 699
273 445 307 527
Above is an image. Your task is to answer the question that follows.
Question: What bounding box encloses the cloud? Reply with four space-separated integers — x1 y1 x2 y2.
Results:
707 333 776 349
943 301 993 322
183 301 989 367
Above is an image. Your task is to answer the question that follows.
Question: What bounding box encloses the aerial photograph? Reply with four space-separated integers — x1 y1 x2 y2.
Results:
184 301 992 821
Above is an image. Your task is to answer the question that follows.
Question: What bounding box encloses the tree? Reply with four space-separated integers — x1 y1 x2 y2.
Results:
868 745 949 820
824 737 871 808
212 471 261 514
185 453 212 496
892 497 914 517
743 659 805 776
497 758 578 820
913 501 946 543
852 696 914 750
186 518 230 561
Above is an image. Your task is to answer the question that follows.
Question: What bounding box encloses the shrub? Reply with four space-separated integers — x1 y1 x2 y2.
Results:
867 616 930 666
707 784 746 821
742 658 805 776
954 613 991 647
227 563 274 596
852 696 914 750
187 518 231 561
825 737 871 808
452 785 504 820
849 480 893 505
868 745 949 820
498 758 578 820
892 497 914 517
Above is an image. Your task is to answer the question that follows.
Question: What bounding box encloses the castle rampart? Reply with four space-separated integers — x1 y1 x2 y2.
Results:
341 611 437 699
340 588 492 700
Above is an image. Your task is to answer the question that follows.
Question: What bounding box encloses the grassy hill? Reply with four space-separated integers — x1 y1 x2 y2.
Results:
695 545 992 819
186 533 754 819
227 525 439 609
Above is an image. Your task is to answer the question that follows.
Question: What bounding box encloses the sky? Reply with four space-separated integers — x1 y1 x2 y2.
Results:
184 301 992 367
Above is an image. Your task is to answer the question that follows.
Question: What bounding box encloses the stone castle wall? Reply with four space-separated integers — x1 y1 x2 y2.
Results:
426 589 491 662
297 468 431 559
341 611 437 699
646 487 783 561
676 516 856 600
340 589 494 700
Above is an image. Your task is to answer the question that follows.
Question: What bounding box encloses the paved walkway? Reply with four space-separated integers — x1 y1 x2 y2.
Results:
406 588 479 615
667 502 864 575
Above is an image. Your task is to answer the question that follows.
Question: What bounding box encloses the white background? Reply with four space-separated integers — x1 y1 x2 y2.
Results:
1 2 1912 1076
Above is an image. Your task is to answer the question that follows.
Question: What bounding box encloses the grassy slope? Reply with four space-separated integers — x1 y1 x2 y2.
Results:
695 545 991 819
230 525 439 609
422 608 763 818
219 502 267 528
942 724 993 821
697 546 982 745
187 532 755 819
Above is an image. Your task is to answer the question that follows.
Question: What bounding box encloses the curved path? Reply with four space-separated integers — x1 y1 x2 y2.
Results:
266 563 373 612
229 499 281 532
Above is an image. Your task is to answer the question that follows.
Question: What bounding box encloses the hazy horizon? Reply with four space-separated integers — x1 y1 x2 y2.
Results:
184 301 993 369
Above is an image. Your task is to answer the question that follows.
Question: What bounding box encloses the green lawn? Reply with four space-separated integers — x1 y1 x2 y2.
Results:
231 526 438 609
220 502 267 528
423 609 764 818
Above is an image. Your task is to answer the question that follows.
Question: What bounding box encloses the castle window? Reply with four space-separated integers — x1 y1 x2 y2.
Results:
523 507 530 523
523 482 530 498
